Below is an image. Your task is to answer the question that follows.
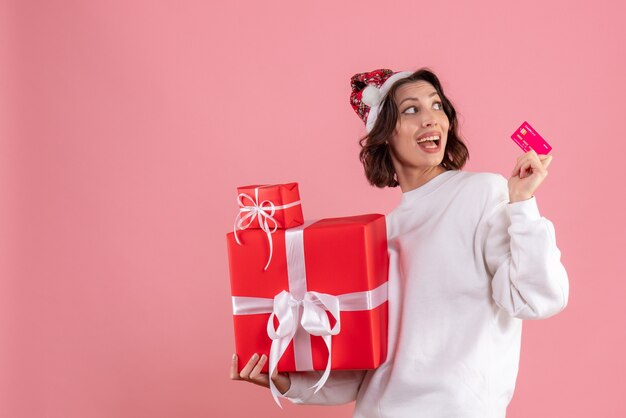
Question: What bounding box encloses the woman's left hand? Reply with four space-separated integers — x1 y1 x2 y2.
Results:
508 150 553 203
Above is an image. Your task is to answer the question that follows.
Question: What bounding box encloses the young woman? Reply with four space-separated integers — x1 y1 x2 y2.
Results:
230 68 569 418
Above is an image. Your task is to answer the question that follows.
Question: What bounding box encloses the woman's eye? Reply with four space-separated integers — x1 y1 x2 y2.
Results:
403 101 443 114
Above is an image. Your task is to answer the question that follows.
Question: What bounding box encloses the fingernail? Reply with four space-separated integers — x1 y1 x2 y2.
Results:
260 354 267 361
252 353 259 359
232 353 237 360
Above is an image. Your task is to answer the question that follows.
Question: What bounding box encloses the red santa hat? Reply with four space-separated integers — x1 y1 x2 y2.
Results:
350 68 413 133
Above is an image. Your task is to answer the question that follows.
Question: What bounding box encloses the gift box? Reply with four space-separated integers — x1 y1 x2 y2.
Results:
226 214 388 381
234 182 303 230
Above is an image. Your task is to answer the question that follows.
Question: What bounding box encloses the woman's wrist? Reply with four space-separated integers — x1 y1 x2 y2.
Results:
509 193 533 203
275 372 291 395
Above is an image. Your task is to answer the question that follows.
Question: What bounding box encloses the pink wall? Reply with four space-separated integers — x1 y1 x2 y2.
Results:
2 0 625 417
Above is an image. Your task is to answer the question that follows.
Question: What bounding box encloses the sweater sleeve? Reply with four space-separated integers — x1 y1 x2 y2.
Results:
281 370 367 405
479 176 569 320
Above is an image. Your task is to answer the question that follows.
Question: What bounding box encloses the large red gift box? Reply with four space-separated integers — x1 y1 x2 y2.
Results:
226 214 388 374
234 183 303 230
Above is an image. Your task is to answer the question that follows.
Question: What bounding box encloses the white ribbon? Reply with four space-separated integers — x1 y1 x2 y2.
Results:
231 223 388 407
232 187 301 271
267 290 341 398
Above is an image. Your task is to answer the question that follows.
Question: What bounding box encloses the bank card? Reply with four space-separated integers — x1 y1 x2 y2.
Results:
510 121 552 154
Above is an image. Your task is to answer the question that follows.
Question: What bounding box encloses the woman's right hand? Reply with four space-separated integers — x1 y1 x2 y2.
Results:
230 353 291 395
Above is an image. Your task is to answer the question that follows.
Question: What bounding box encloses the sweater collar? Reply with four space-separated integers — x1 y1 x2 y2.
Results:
400 170 459 204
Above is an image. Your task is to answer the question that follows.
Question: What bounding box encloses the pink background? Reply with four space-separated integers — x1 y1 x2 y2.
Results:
2 0 625 417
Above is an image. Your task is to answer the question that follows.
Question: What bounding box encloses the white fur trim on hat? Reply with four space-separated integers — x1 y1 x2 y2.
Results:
365 71 413 133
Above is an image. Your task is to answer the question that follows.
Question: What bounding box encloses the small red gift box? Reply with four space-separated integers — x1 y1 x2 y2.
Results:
226 214 388 379
234 182 303 230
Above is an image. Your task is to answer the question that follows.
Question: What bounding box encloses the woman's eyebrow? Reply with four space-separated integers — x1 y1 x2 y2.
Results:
398 92 440 106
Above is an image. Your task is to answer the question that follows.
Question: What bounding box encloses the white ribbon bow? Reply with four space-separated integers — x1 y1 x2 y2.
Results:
232 187 301 271
267 290 341 405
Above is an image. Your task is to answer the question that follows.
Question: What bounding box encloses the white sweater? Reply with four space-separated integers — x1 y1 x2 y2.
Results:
282 170 569 418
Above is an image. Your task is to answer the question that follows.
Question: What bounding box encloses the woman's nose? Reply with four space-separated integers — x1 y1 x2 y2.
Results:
420 109 438 127
421 116 438 128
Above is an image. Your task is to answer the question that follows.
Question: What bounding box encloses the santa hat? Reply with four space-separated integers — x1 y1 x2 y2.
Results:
350 68 413 133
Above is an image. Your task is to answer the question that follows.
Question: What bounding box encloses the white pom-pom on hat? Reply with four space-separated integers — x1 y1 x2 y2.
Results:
361 85 383 107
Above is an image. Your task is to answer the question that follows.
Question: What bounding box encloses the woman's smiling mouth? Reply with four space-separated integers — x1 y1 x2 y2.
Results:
416 133 441 151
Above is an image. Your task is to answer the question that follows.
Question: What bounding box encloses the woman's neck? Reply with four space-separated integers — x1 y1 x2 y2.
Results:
396 165 447 193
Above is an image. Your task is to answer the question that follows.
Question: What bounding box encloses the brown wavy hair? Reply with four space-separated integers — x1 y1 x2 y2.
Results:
358 68 469 188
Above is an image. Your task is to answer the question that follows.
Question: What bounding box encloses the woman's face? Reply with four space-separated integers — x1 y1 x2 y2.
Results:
388 80 450 171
